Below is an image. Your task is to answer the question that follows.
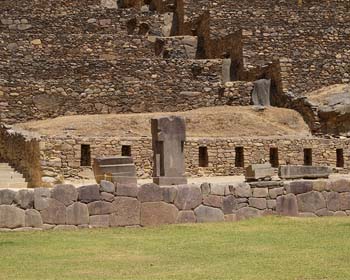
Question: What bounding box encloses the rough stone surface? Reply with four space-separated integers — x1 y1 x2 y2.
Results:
315 208 334 217
324 192 340 211
100 180 115 193
51 184 78 206
88 201 112 215
203 195 223 209
110 197 140 226
15 189 34 209
141 202 178 226
236 207 261 220
267 199 277 209
194 205 224 223
89 215 110 228
249 198 266 210
77 184 100 203
116 183 138 197
339 192 350 211
34 188 51 211
312 180 330 192
330 179 350 193
162 186 178 203
253 188 268 198
234 183 252 198
66 202 89 225
286 181 313 195
25 209 43 228
276 194 298 216
269 187 284 199
100 192 114 202
334 211 347 217
0 189 16 205
40 198 66 224
210 184 226 196
200 183 210 195
223 195 237 214
176 211 196 223
0 205 25 228
137 183 162 202
297 191 326 213
174 185 202 210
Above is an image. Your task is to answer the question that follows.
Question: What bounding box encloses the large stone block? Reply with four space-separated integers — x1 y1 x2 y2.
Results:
110 197 140 226
194 205 224 223
141 202 178 226
236 207 261 220
40 199 66 224
137 183 162 202
339 192 350 211
101 192 114 202
0 189 16 205
285 181 313 195
234 183 252 198
210 184 227 196
51 184 78 206
249 198 267 210
77 184 100 203
223 195 237 214
34 188 51 210
312 180 330 192
330 179 350 193
268 187 284 199
15 190 34 209
88 201 112 215
297 191 326 213
162 186 178 203
276 194 298 216
25 209 43 228
0 205 25 228
116 183 138 197
66 202 89 225
253 188 268 198
324 192 340 211
176 211 196 223
100 180 115 194
89 215 110 228
203 195 223 209
174 185 202 210
245 163 275 181
279 165 331 179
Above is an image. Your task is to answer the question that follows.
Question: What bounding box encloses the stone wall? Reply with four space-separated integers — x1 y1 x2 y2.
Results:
1 178 350 231
0 125 42 187
40 135 350 182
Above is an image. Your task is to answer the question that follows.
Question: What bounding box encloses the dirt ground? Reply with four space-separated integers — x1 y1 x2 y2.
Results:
17 106 310 138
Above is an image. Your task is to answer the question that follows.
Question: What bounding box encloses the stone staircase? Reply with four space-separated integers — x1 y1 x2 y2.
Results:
0 163 27 189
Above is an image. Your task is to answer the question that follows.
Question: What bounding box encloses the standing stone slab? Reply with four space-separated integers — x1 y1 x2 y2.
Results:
297 191 326 213
194 205 224 223
25 209 43 228
89 215 110 228
77 184 100 203
66 202 89 225
40 199 66 225
276 194 298 216
51 184 78 206
88 201 112 215
137 183 162 202
0 205 25 228
110 197 140 226
0 189 16 205
151 116 187 185
141 202 178 226
176 211 196 223
15 190 34 209
34 188 51 211
174 185 202 210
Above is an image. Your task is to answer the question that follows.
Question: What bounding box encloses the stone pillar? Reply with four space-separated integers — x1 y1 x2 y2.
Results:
151 116 187 186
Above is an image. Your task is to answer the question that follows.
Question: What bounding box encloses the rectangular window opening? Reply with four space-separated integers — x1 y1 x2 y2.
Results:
304 148 312 166
269 147 279 168
235 147 244 167
199 146 208 167
80 144 91 167
336 149 344 168
121 145 132 157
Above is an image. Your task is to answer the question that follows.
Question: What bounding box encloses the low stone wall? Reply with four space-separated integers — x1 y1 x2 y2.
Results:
1 178 350 231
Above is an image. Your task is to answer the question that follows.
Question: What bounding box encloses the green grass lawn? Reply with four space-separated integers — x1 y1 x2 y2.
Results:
1 216 350 280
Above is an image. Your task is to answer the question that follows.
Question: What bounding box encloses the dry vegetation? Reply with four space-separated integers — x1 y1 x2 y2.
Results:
17 106 310 138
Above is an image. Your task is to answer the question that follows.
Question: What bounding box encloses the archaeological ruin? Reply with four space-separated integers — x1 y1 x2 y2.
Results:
0 0 350 230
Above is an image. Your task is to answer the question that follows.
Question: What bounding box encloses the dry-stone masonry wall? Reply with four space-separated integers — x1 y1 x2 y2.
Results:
1 178 350 231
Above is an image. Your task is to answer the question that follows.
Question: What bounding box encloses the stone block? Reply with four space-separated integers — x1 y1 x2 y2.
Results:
223 195 237 214
77 184 100 203
88 201 112 215
137 183 162 202
315 208 334 217
41 199 66 225
285 181 313 195
334 211 347 217
141 202 178 227
116 183 138 197
162 186 177 203
203 195 223 209
176 211 196 224
210 184 226 196
110 197 140 226
25 209 43 228
200 183 210 195
101 192 114 202
297 191 326 213
194 205 224 223
267 199 277 209
276 194 298 216
100 180 115 193
236 207 261 220
0 205 25 228
330 179 350 193
312 180 330 192
51 184 78 206
268 187 284 199
0 189 16 205
245 163 275 181
174 185 202 210
253 188 268 198
339 192 350 210
15 190 34 209
34 188 51 211
279 165 331 179
66 202 89 225
249 198 267 210
90 215 110 228
234 183 252 198
324 192 340 211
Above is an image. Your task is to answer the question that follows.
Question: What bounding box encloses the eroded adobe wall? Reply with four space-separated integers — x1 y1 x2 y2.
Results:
40 136 350 181
1 178 350 231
